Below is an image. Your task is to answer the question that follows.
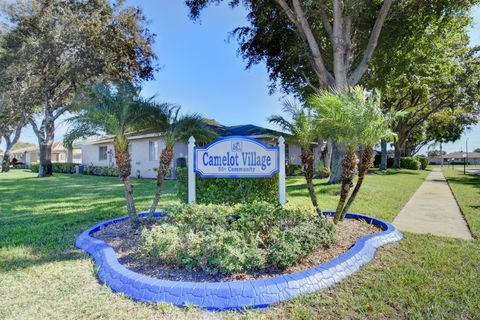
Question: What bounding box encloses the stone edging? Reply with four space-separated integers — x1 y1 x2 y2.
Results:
76 212 402 310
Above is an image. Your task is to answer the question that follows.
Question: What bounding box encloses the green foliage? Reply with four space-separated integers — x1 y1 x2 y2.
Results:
415 156 429 170
286 164 302 176
400 157 421 170
30 163 77 174
84 165 119 177
141 202 335 275
176 168 278 205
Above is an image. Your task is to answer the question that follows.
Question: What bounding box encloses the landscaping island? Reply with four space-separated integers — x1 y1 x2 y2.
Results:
77 209 402 310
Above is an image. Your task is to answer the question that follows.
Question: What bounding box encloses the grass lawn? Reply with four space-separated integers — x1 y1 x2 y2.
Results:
1 168 479 319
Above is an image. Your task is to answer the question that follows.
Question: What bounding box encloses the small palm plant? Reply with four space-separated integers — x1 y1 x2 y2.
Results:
310 87 395 224
269 101 323 216
144 105 218 216
64 82 159 224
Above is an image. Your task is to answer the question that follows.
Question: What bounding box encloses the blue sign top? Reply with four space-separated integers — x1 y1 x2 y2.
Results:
194 136 280 178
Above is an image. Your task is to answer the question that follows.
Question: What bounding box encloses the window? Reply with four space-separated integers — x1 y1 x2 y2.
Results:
99 146 108 161
149 141 159 161
285 144 290 163
59 153 65 161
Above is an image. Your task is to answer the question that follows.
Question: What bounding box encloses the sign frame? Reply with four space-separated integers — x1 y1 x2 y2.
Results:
188 135 286 205
193 136 280 179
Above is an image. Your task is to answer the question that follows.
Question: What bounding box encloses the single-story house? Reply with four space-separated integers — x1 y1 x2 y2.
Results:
79 124 322 179
11 143 82 166
429 151 480 165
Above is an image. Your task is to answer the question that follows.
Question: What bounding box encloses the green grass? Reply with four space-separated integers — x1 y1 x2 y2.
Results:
443 167 480 238
1 168 479 319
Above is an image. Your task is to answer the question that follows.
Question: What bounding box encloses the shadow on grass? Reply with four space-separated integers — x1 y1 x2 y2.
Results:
0 172 174 270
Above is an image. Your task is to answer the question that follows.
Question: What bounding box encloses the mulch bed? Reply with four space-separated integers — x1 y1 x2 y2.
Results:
93 217 380 282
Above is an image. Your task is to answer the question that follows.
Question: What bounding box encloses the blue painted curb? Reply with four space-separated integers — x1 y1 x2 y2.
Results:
76 211 402 310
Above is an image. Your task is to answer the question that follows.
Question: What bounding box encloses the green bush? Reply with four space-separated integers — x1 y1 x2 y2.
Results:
415 156 429 170
140 202 335 275
30 163 39 172
30 162 76 173
84 165 119 177
286 164 302 176
176 168 278 205
400 157 421 170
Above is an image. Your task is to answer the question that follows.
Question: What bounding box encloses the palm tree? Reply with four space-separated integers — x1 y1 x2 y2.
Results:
145 105 218 216
310 87 395 223
269 101 323 216
64 82 157 224
339 90 397 217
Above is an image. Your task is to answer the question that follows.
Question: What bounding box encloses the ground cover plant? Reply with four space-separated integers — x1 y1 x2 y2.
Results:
140 202 335 275
3 169 480 319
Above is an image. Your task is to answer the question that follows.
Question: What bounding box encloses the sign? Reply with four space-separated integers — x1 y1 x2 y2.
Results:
188 136 286 205
194 136 279 178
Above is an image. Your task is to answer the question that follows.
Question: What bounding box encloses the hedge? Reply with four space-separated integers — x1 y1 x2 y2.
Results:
30 162 77 174
286 164 302 176
400 157 421 170
84 165 119 177
177 168 278 205
415 156 429 170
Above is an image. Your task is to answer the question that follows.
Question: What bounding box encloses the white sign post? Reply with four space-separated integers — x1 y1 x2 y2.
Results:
187 136 286 205
188 136 196 204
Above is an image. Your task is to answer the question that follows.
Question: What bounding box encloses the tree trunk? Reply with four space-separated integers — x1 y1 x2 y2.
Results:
114 140 138 224
328 141 346 184
301 148 322 216
67 146 73 163
322 139 332 176
149 146 174 216
341 146 374 217
1 124 23 173
393 140 401 168
380 139 387 170
38 143 53 177
334 150 357 224
440 143 443 167
1 151 11 172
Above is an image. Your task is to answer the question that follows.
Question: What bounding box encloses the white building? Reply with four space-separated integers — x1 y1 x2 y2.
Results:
79 124 321 179
11 143 82 166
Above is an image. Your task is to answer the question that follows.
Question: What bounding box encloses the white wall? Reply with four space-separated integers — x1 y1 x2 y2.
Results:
81 138 189 179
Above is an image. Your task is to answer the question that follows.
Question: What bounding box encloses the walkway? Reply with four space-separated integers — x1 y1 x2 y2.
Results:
393 169 473 240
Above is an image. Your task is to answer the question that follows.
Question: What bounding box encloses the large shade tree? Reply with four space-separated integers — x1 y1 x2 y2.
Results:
186 0 396 183
269 101 322 215
0 102 25 172
365 1 480 167
64 83 158 224
0 0 156 177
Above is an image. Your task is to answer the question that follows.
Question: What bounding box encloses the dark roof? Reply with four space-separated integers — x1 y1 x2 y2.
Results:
209 124 286 137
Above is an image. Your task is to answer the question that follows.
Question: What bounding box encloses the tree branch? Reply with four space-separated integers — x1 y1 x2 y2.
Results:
348 0 395 85
318 1 333 41
274 0 334 87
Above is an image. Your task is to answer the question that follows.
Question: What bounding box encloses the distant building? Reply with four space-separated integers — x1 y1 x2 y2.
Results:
79 123 322 179
10 143 82 166
429 151 480 165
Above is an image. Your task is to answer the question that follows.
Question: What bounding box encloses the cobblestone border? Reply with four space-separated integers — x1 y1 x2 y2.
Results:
76 212 402 310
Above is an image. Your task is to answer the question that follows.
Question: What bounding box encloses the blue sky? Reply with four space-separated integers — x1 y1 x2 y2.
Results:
4 2 480 153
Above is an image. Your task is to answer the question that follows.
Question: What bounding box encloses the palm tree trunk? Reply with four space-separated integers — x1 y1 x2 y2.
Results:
333 150 357 224
114 141 138 224
380 139 387 170
149 146 174 216
341 146 374 218
301 148 322 216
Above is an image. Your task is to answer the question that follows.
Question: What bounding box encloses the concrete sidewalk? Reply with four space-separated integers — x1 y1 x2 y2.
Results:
393 169 473 240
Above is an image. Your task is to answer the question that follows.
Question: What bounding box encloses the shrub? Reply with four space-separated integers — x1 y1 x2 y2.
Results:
30 162 76 173
286 164 302 176
140 202 335 275
176 168 278 205
415 156 429 170
400 157 421 170
84 165 119 177
30 163 39 172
